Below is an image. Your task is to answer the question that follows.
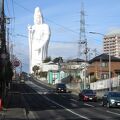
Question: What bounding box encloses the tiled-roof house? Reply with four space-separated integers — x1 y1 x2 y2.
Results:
87 53 120 82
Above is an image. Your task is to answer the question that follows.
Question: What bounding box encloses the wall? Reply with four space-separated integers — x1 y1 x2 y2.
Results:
90 77 120 98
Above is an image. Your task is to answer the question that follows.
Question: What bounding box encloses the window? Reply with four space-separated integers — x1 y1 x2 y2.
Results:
101 62 108 67
101 73 109 79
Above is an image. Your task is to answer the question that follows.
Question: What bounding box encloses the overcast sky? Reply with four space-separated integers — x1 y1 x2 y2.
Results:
4 0 120 72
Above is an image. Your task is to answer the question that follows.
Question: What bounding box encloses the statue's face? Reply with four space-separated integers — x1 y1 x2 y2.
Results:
35 15 41 24
34 7 42 25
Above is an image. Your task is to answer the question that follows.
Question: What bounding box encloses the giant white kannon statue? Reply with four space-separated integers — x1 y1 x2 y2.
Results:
28 7 51 73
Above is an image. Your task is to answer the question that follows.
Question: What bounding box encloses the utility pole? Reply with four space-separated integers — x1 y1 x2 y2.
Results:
1 0 6 52
0 0 7 107
7 28 9 55
93 48 98 57
79 1 88 89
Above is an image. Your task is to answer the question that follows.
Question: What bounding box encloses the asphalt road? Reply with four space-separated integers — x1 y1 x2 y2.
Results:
3 78 120 120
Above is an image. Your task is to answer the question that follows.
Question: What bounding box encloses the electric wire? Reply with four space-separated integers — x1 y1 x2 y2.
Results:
13 0 79 35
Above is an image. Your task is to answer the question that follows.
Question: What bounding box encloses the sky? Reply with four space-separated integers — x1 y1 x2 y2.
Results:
3 0 120 73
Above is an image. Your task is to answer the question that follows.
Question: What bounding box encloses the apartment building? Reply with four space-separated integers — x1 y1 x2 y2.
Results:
104 30 120 58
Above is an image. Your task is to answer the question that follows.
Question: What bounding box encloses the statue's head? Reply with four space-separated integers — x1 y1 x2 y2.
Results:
34 7 43 25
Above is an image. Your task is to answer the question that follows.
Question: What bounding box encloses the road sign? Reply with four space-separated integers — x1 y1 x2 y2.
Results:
13 60 20 67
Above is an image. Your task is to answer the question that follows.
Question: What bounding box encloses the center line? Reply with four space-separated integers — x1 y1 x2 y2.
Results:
107 110 120 116
44 96 91 120
84 103 94 107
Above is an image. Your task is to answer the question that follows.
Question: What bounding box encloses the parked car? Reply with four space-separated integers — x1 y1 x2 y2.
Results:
56 83 66 93
79 89 97 101
102 91 120 108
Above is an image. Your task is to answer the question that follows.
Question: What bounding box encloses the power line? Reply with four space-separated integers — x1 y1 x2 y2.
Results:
10 31 104 47
12 0 79 35
44 18 79 34
10 33 78 44
13 0 32 13
52 40 78 44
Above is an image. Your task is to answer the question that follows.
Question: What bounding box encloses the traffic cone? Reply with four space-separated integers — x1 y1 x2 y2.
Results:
0 98 2 111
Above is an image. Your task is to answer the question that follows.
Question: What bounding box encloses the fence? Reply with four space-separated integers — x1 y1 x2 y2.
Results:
90 77 120 90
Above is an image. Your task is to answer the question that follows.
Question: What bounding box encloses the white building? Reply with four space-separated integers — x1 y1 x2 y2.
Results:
104 29 120 58
39 62 59 72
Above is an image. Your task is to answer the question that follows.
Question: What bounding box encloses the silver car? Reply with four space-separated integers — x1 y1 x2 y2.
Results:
102 91 120 108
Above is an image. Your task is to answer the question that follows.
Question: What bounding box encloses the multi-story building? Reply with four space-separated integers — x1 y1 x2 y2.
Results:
104 30 120 58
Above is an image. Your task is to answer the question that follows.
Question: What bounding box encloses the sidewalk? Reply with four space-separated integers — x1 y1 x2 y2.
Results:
0 83 27 120
3 108 27 120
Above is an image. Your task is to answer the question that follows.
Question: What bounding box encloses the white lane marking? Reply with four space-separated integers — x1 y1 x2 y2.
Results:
43 96 90 120
69 98 95 108
70 99 78 103
84 103 94 107
27 81 91 119
107 110 120 116
26 81 50 93
66 98 94 108
71 103 78 107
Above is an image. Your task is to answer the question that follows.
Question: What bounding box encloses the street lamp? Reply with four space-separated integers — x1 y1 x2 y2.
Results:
89 32 111 91
89 32 105 36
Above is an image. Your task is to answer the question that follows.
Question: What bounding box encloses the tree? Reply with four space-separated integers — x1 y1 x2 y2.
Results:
53 57 63 63
43 56 51 63
32 65 39 75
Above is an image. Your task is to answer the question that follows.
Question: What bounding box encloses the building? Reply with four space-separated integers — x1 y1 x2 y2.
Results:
87 53 120 82
62 58 86 78
47 58 88 85
62 58 89 89
104 30 120 58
